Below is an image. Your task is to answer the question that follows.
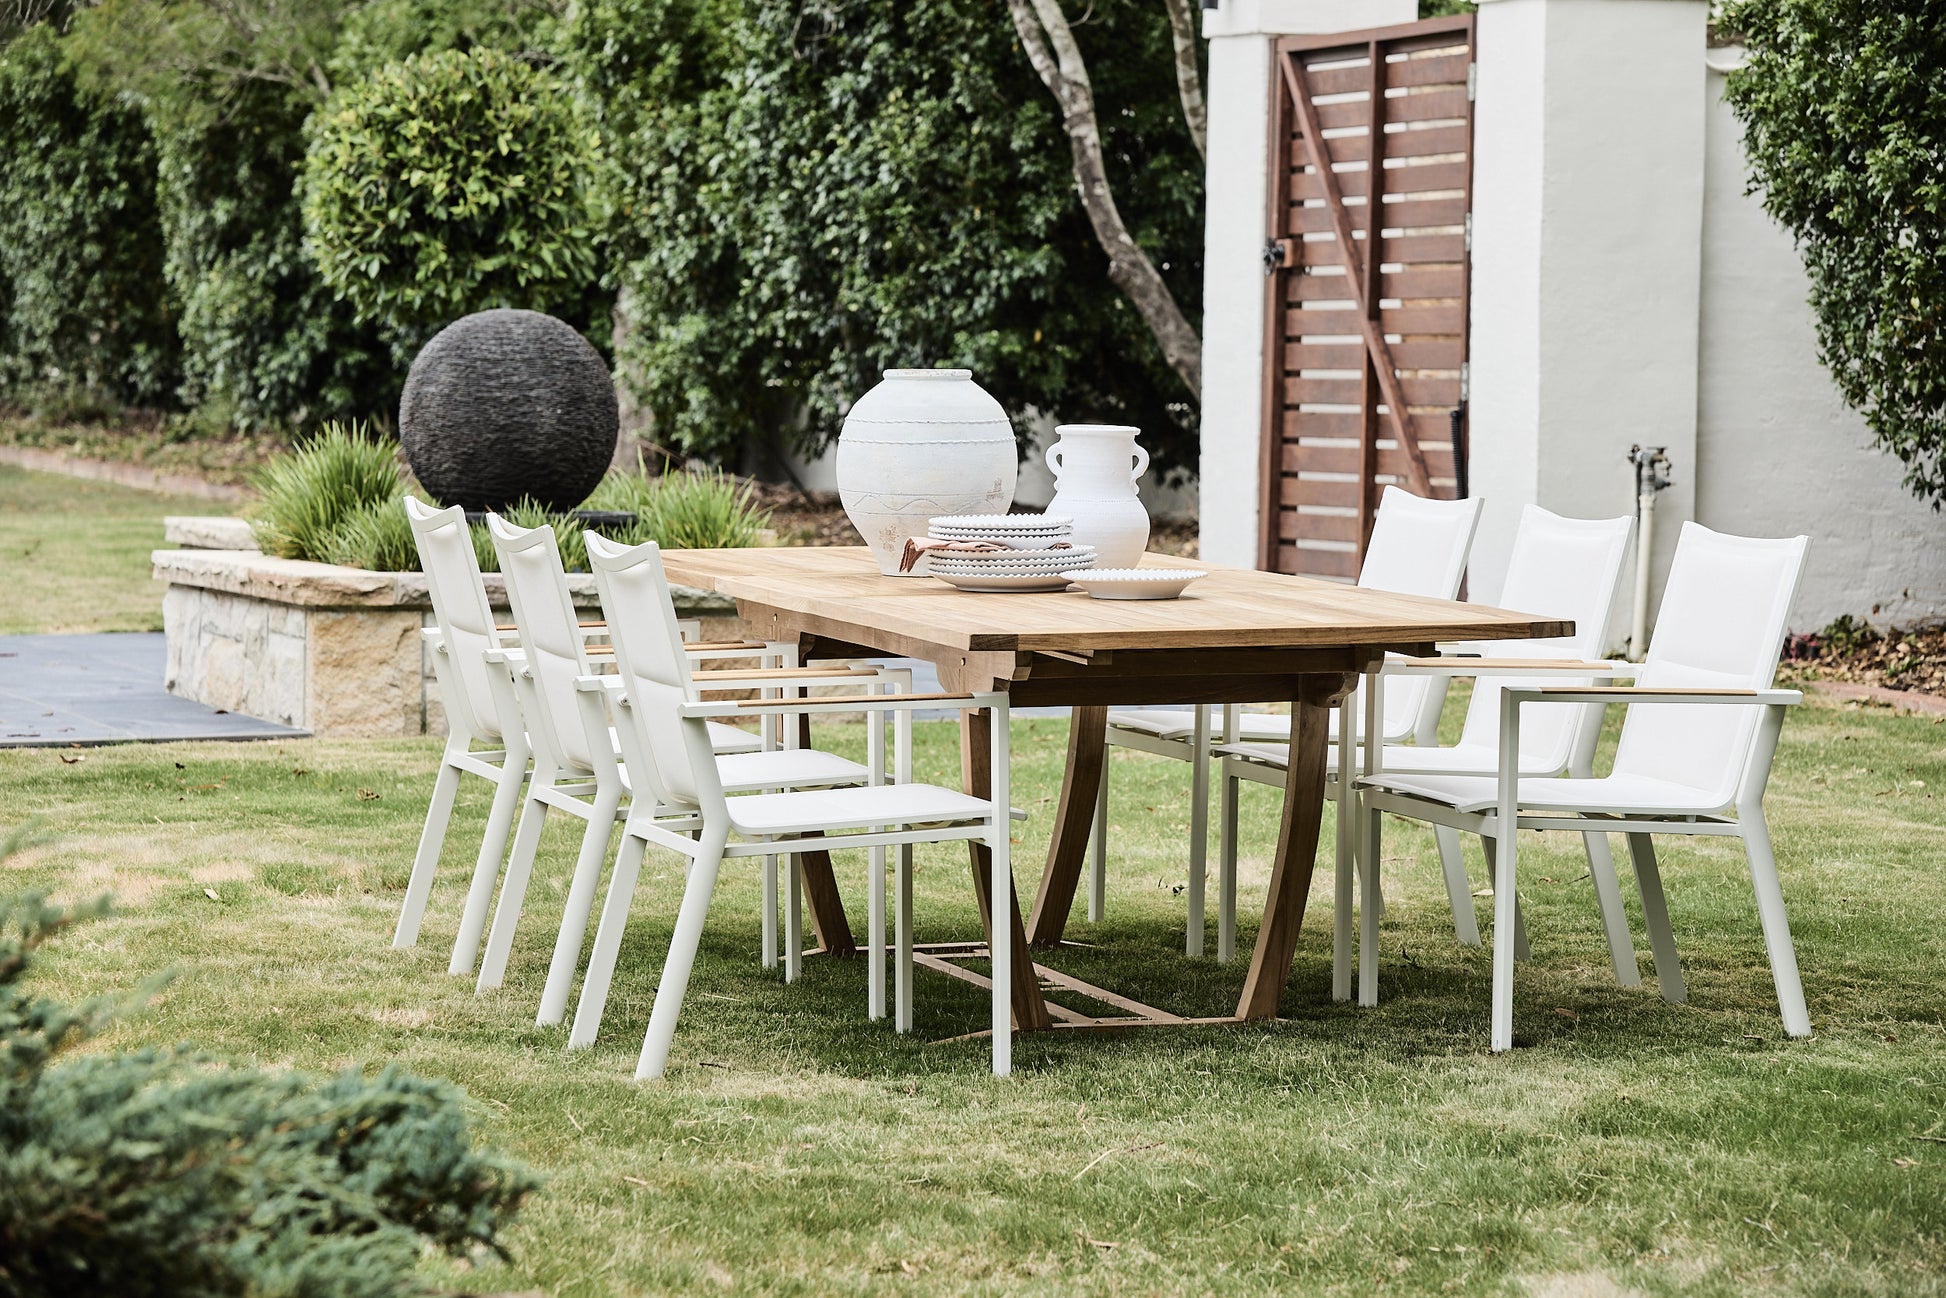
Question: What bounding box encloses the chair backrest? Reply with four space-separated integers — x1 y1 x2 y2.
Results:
405 497 503 742
1358 487 1485 741
585 533 724 812
1358 486 1484 599
488 515 598 773
1452 505 1635 767
1612 522 1809 807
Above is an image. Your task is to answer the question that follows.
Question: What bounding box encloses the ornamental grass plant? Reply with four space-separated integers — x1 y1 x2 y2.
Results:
249 421 404 562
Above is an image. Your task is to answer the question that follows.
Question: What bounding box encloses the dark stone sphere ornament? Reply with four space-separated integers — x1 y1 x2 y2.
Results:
399 308 618 512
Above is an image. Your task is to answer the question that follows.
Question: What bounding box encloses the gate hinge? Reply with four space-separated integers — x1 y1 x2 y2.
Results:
1262 239 1294 275
1467 62 1478 101
1460 361 1471 402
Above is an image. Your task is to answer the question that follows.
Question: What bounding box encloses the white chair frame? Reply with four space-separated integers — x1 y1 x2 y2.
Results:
1092 487 1483 956
573 534 1021 1078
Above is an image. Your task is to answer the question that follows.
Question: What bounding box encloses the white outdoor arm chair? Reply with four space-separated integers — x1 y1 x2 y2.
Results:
1217 505 1638 975
395 499 807 978
476 515 898 1028
1359 522 1812 1050
571 534 1024 1079
1093 486 1485 957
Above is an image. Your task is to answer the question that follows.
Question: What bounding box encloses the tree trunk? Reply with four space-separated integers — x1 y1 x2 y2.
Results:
1006 0 1202 401
1161 0 1207 162
610 285 653 470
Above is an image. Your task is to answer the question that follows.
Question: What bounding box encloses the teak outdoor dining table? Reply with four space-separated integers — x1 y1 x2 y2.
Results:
658 545 1570 1046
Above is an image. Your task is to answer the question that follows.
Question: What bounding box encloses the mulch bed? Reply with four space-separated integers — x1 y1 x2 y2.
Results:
1782 620 1946 701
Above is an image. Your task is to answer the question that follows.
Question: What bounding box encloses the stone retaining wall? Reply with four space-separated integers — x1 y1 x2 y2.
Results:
154 543 743 738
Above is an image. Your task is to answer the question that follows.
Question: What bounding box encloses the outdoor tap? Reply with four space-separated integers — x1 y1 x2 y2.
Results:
1627 444 1674 660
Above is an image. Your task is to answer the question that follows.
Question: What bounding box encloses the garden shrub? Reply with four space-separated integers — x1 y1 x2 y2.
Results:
587 464 774 550
0 24 178 407
302 46 603 359
571 0 1204 475
250 421 405 561
1725 0 1946 505
0 833 536 1296
321 495 423 572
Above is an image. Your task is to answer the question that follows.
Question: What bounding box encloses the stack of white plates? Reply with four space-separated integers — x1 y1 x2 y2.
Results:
927 513 1074 550
924 514 1092 592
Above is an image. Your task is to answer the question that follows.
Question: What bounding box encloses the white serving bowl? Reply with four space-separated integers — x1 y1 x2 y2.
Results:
1062 568 1206 600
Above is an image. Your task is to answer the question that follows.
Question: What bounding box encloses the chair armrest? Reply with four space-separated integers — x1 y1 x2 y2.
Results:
680 691 1002 719
576 674 627 693
691 666 885 684
421 627 443 646
498 620 606 635
1506 686 1801 706
482 647 526 666
683 640 774 653
1385 657 1638 678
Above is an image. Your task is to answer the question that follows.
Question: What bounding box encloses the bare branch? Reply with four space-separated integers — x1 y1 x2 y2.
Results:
1161 0 1207 162
1005 0 1203 400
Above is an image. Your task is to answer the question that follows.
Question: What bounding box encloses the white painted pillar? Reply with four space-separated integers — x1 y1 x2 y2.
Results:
1198 0 1416 569
1467 0 1707 628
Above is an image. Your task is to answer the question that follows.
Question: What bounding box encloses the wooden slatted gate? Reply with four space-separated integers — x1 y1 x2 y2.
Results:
1257 14 1477 578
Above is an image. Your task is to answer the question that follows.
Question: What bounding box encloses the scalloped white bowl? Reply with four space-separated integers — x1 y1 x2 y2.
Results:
1062 568 1207 600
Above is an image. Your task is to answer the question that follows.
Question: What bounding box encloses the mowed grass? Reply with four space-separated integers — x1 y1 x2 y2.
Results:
0 462 233 633
3 696 1944 1295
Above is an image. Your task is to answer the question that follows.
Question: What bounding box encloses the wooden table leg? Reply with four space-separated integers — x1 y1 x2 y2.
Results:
796 714 856 958
961 708 1054 1031
1236 672 1357 1020
1026 704 1109 949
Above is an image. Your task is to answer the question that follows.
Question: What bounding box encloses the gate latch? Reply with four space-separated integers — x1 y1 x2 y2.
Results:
1262 239 1293 274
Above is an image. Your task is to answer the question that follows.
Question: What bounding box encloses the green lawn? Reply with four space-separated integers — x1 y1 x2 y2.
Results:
0 462 234 633
4 694 1943 1294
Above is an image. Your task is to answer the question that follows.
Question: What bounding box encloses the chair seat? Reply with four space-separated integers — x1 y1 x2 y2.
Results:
1364 771 1735 818
1105 707 1208 741
717 748 871 792
707 720 764 754
726 782 995 836
1219 740 1569 779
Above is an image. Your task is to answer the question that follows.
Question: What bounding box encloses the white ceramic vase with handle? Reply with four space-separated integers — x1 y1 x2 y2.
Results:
837 369 1018 576
1045 424 1151 568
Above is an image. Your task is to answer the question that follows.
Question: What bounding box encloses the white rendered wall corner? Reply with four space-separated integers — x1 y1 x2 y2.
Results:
1196 0 1416 569
1695 55 1946 630
1466 0 1708 629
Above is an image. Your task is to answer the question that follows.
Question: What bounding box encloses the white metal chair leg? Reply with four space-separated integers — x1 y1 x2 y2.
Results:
1332 698 1356 1003
637 829 729 1080
537 786 624 1025
761 854 778 968
784 849 802 984
868 845 886 1021
895 844 914 1033
569 832 646 1048
1625 833 1687 1004
989 705 1013 1078
449 757 527 975
1217 767 1239 964
1478 833 1531 961
1490 825 1519 1052
1434 825 1480 947
476 796 548 992
1739 806 1811 1037
396 761 462 948
1186 706 1210 957
1087 762 1107 923
1581 830 1640 987
1358 786 1381 1008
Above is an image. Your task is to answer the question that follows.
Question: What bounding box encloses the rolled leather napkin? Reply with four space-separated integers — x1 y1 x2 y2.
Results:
898 536 1073 573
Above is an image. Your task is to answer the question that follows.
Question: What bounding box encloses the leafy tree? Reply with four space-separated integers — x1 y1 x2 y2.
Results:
0 831 536 1295
302 46 603 360
0 22 178 406
572 0 1204 477
1724 0 1946 505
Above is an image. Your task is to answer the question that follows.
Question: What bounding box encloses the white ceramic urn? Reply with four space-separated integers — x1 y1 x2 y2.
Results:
1045 424 1151 568
837 369 1018 576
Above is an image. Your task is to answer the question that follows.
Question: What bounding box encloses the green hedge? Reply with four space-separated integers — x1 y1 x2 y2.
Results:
0 24 178 407
303 46 601 360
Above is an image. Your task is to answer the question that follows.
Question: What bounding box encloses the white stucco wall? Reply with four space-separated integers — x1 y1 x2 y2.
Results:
1469 0 1708 619
1695 55 1946 630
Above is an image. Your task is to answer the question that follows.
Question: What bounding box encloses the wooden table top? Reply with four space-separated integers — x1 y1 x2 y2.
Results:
660 546 1571 654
